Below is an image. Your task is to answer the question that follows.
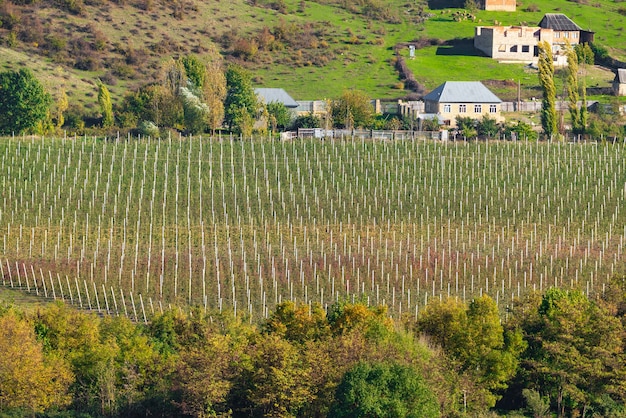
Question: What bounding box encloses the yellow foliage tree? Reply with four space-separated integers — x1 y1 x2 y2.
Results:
0 310 73 414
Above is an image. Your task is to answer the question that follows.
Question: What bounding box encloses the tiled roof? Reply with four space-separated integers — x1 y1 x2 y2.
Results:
538 13 582 31
255 88 299 108
423 82 502 103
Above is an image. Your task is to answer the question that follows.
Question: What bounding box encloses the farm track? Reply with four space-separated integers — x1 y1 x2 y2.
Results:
2 135 626 321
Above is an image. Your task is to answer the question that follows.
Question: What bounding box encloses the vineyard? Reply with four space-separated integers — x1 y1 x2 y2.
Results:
2 135 626 321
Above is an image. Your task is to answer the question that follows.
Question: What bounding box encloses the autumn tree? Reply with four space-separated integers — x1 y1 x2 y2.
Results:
0 68 52 134
204 59 227 133
232 334 312 417
538 41 557 138
416 296 525 410
331 89 374 129
0 309 72 414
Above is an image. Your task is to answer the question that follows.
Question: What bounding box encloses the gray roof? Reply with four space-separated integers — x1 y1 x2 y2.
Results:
616 69 626 84
255 88 299 108
538 13 581 31
423 82 502 104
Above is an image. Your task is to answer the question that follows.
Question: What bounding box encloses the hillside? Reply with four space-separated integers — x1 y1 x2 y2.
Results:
1 0 626 106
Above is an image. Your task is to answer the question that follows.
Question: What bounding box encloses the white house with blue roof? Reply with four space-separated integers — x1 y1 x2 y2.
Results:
422 81 503 128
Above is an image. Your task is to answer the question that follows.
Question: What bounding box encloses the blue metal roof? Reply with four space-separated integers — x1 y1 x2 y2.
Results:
254 88 299 108
423 81 502 103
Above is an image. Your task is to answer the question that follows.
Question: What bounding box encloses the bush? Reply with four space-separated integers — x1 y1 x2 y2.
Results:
138 120 160 138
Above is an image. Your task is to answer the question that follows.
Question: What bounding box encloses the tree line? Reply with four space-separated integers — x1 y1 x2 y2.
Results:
1 45 624 139
2 279 626 417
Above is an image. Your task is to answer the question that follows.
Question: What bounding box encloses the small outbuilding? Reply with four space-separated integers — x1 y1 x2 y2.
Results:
613 69 626 97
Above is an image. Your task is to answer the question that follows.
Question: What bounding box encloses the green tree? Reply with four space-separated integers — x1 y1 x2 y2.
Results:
331 90 373 129
97 81 114 128
224 64 258 134
292 112 321 129
517 288 626 417
455 115 477 139
566 43 585 135
0 68 52 134
265 101 291 132
181 55 207 90
180 86 209 134
477 114 499 138
330 361 439 418
538 41 557 138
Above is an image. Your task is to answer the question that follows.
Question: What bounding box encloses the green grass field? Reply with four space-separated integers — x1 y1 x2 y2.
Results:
2 136 626 320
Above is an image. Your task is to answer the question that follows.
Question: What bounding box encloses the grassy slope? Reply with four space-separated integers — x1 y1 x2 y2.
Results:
0 0 624 103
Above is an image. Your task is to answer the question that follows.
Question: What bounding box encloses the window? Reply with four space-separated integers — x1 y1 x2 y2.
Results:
510 45 518 52
564 32 569 38
443 104 451 113
555 32 561 38
474 104 482 113
489 104 497 113
572 32 578 39
459 104 467 113
522 45 530 53
498 44 506 52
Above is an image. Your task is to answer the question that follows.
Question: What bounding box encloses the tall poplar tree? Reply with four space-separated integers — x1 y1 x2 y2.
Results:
538 41 557 138
566 44 581 134
97 82 114 128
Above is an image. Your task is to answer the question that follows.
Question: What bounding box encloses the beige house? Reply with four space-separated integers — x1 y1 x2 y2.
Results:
474 26 553 63
613 69 626 96
482 0 515 11
475 14 594 66
422 81 503 128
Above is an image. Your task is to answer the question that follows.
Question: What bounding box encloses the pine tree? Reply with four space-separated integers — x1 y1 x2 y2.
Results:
538 41 557 138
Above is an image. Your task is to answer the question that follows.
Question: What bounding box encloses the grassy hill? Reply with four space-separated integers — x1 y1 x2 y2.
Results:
0 0 625 106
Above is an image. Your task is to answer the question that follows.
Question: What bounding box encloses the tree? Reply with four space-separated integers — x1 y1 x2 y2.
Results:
233 334 312 417
477 114 499 138
416 296 524 410
98 82 114 128
538 41 557 138
224 64 258 134
331 90 373 129
55 88 69 129
455 115 477 139
0 309 72 414
181 55 207 90
264 301 329 344
566 43 585 135
330 361 439 418
292 112 321 129
265 101 291 132
203 60 227 133
516 288 626 417
180 86 209 134
0 68 52 134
